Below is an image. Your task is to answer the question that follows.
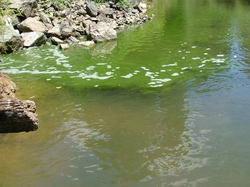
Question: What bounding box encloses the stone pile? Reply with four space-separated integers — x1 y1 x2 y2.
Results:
0 0 150 53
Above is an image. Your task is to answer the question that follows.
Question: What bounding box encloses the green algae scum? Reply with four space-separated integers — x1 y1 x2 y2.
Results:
1 0 250 186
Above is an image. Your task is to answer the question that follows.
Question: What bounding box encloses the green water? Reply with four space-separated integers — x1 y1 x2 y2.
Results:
1 0 250 186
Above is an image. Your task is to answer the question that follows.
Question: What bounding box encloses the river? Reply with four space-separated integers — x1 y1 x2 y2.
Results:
1 0 250 186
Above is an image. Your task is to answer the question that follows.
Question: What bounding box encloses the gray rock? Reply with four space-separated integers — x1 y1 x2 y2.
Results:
72 24 85 34
60 43 70 50
0 19 23 54
89 22 117 42
77 8 87 16
137 2 147 13
39 12 53 29
18 17 47 32
9 0 37 18
98 4 114 15
47 25 61 38
86 1 98 17
68 36 79 43
21 32 47 47
61 24 74 38
50 36 64 45
83 19 93 36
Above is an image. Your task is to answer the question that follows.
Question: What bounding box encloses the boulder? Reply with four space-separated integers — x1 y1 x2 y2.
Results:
86 1 98 17
9 0 37 18
0 98 38 133
137 2 147 13
83 19 93 36
39 12 53 29
77 8 87 16
21 32 47 47
0 18 23 54
61 24 75 38
18 17 47 33
0 73 17 98
47 25 61 38
60 43 70 50
0 73 38 133
68 36 79 43
50 36 64 45
98 4 114 16
89 22 117 42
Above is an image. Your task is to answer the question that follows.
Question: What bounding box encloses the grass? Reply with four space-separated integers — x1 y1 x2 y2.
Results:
0 0 22 27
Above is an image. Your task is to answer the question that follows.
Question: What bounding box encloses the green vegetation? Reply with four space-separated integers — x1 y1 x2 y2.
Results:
45 0 70 9
0 0 21 27
0 0 10 26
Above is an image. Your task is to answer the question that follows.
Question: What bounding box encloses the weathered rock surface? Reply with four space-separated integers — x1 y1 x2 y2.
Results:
50 36 64 45
137 2 147 13
47 25 62 38
60 43 70 50
0 73 38 133
9 0 38 18
0 73 17 98
89 22 117 42
0 18 23 54
18 17 47 32
21 32 47 47
86 1 98 17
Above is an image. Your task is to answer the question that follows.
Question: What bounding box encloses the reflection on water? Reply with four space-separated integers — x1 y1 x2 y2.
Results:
1 0 250 186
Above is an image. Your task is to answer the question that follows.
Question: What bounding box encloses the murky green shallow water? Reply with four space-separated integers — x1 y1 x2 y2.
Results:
1 0 250 186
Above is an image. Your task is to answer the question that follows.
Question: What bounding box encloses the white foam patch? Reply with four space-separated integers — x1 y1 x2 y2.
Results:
162 62 177 67
171 73 179 76
141 66 149 71
121 73 133 78
86 66 95 70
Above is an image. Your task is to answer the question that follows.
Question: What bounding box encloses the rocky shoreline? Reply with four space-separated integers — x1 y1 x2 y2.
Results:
0 0 152 53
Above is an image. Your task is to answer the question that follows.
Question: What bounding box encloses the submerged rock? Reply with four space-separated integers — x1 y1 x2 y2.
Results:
79 40 95 47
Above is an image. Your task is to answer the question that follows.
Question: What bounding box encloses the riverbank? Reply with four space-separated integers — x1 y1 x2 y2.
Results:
0 0 152 53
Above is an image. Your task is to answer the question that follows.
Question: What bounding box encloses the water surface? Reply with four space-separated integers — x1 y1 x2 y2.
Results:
1 0 250 186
